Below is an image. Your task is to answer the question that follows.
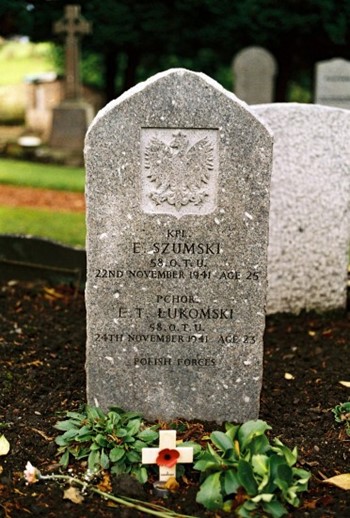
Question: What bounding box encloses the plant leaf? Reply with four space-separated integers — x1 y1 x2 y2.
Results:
54 420 78 432
137 429 159 442
247 434 270 455
196 472 223 510
262 500 288 518
59 448 70 467
88 449 100 472
237 420 271 451
275 464 293 494
110 447 125 462
181 441 202 457
224 422 239 441
111 461 127 475
223 469 240 495
126 419 142 436
323 474 350 490
237 500 258 517
123 411 142 421
193 451 220 472
66 411 86 421
132 466 148 484
100 449 110 469
126 450 140 463
210 431 234 453
251 454 269 477
58 428 81 445
237 459 258 496
272 438 297 466
94 434 109 447
292 467 312 491
86 405 106 421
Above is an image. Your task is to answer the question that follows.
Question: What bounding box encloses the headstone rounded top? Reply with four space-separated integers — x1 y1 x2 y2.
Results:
316 57 349 68
232 47 277 75
314 57 350 108
86 68 272 141
252 101 350 114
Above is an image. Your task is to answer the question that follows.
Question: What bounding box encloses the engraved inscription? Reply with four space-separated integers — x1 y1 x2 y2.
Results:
141 128 218 218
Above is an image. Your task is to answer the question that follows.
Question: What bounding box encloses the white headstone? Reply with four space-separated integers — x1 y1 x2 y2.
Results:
315 58 350 109
252 103 350 314
232 46 277 104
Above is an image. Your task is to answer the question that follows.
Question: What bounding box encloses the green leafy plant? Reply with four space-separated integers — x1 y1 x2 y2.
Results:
55 405 159 483
194 420 311 517
332 402 350 436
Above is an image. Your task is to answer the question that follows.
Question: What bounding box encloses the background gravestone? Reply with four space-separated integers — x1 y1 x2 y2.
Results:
50 4 94 152
315 58 350 109
232 46 277 104
85 68 273 423
252 103 350 314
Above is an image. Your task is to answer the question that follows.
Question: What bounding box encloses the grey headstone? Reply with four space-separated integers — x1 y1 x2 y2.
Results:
315 58 350 109
252 103 350 314
85 68 273 423
232 46 277 104
50 100 94 150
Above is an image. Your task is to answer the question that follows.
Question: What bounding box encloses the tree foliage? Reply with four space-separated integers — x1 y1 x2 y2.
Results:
1 0 350 101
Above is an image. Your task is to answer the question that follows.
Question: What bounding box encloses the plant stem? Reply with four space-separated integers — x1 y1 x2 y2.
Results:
40 474 196 518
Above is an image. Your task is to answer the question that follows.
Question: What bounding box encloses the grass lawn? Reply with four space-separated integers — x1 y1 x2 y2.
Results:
0 158 86 247
0 158 85 192
0 41 55 86
0 206 85 248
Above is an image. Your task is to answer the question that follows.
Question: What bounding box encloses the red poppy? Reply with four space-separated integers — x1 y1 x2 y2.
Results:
156 448 180 468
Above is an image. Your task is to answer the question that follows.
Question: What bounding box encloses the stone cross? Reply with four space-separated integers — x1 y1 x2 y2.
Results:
142 430 193 482
53 4 91 100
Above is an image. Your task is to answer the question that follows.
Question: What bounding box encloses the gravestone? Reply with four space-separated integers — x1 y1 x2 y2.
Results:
232 46 277 104
50 4 94 151
315 58 350 109
85 68 273 423
252 103 350 314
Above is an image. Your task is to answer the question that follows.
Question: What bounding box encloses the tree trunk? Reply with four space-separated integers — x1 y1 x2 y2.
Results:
104 48 118 102
121 48 139 93
275 60 290 102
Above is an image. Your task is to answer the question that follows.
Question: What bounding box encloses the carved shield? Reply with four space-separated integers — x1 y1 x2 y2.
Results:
141 128 218 218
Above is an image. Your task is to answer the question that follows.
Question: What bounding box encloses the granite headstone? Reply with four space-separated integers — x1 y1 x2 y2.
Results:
85 68 273 423
232 46 277 104
252 103 350 314
315 58 350 109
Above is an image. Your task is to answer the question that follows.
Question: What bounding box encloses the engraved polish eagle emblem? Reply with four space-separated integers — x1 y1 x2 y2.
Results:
144 131 214 210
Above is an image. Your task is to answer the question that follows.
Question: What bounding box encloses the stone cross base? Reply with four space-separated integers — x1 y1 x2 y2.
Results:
50 100 94 151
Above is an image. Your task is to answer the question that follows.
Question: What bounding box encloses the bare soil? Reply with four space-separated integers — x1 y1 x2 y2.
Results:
0 186 349 517
0 185 85 212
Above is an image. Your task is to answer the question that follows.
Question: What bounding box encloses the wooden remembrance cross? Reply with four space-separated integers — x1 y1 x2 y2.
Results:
142 430 193 482
54 4 91 100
